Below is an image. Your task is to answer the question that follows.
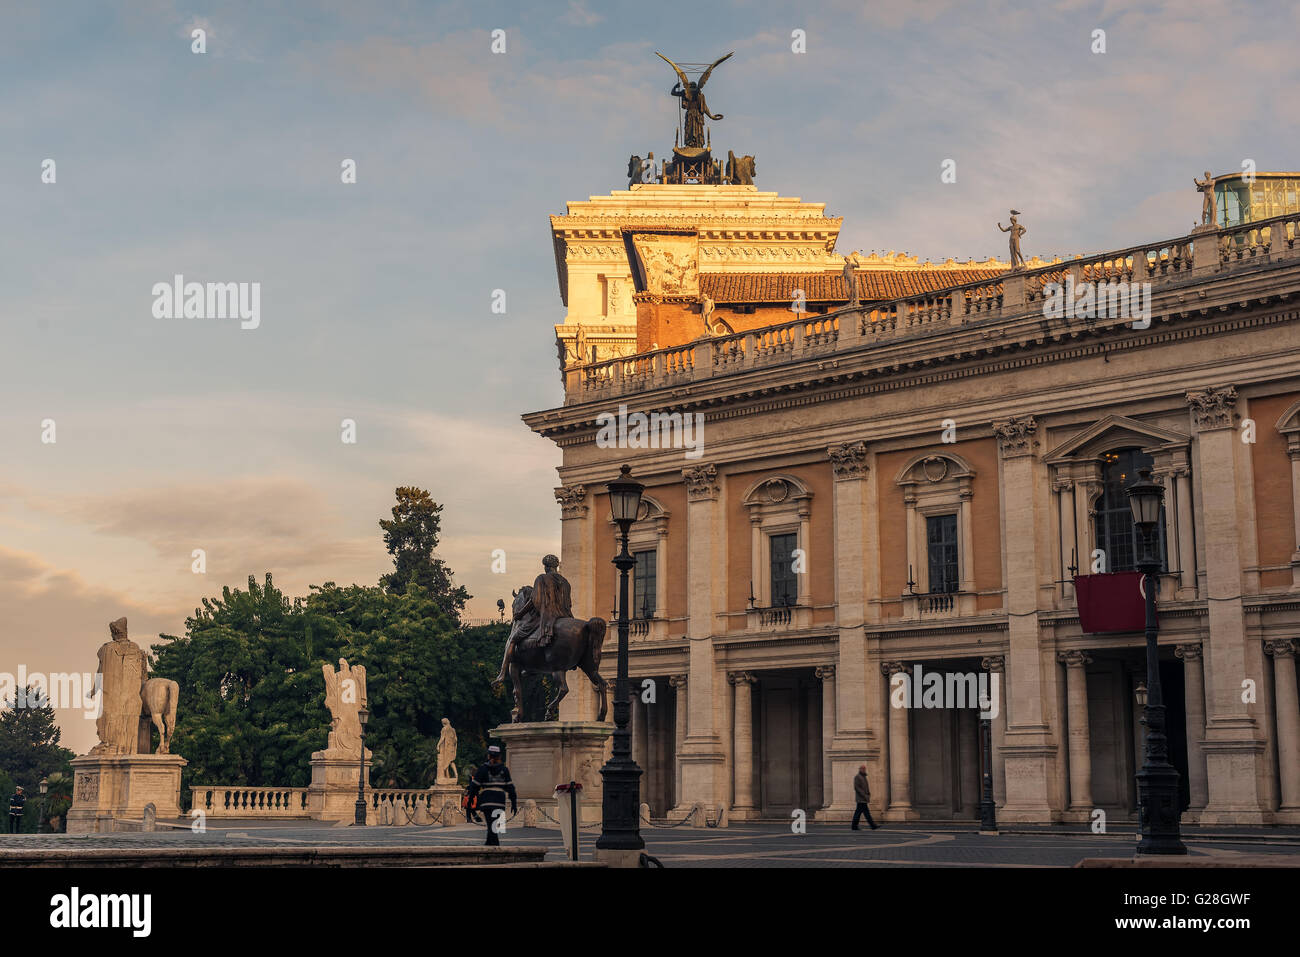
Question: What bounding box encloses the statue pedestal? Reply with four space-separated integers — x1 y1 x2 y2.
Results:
491 722 613 825
308 750 371 824
67 752 187 834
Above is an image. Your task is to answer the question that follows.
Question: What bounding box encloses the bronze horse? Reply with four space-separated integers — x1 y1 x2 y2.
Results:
495 585 608 722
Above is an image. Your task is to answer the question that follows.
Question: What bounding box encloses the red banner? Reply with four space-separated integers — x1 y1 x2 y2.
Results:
1073 572 1153 633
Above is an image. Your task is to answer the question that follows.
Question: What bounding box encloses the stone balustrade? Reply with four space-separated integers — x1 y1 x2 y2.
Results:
563 213 1299 405
190 786 311 818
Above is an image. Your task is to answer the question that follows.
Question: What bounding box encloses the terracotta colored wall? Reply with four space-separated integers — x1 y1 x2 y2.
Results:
875 438 1003 615
654 482 689 621
723 461 835 628
1249 392 1299 587
636 301 833 350
591 491 616 619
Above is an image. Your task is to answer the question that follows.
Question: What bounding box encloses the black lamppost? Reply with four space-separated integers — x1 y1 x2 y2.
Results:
38 777 48 834
979 716 997 832
1127 468 1186 855
596 464 645 861
353 706 369 827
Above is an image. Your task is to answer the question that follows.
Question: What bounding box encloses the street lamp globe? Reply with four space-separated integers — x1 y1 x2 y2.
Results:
606 464 645 526
1126 467 1164 530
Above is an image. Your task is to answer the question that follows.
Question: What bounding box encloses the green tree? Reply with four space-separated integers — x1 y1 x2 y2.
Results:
0 686 76 831
378 486 470 618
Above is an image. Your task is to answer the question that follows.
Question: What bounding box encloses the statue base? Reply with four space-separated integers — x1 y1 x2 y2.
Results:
490 722 613 825
308 750 371 823
67 752 187 834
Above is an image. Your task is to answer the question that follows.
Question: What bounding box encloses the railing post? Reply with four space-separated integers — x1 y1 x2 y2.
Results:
792 323 805 356
1002 270 1027 313
692 340 713 381
1272 219 1293 260
1192 224 1219 275
837 308 862 348
743 332 757 367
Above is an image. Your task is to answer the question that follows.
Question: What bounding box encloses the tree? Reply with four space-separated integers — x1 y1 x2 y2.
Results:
0 686 76 831
378 486 470 618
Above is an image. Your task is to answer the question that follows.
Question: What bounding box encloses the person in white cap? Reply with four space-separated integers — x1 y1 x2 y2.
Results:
467 746 517 846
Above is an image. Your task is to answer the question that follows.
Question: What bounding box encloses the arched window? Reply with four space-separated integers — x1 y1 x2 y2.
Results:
1094 448 1167 573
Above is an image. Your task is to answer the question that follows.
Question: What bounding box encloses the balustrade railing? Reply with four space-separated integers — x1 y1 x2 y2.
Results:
565 213 1299 404
190 786 311 818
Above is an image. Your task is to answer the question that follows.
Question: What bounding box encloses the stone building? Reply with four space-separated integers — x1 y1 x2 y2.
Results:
525 177 1300 826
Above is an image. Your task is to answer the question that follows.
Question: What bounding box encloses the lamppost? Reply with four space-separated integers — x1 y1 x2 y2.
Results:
596 464 645 863
979 715 997 832
1127 468 1186 855
38 777 48 834
353 706 369 827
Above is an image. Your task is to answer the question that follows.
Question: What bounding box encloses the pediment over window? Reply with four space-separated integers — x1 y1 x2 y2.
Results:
741 474 813 508
1044 415 1188 465
1275 398 1300 435
894 452 975 487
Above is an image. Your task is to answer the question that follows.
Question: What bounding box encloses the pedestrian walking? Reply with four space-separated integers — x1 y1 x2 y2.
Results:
466 745 517 846
851 765 879 830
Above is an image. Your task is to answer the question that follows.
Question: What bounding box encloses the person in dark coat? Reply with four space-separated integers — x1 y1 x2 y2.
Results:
7 786 25 833
851 765 879 830
466 746 517 846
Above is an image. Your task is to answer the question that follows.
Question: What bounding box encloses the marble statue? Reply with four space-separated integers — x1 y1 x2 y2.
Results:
1195 171 1217 226
998 210 1027 269
321 658 368 757
436 718 458 783
90 618 149 755
842 252 861 307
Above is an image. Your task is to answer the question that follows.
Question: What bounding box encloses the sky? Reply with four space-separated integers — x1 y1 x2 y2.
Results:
3 0 1298 753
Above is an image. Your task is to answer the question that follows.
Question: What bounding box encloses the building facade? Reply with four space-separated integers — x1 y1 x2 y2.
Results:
526 179 1300 826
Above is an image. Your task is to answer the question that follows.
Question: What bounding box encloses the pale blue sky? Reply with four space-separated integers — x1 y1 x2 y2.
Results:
3 0 1297 751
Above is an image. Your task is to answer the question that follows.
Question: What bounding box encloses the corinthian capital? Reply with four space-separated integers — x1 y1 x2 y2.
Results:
682 463 719 502
555 485 588 519
1185 386 1238 431
827 441 869 480
992 415 1038 458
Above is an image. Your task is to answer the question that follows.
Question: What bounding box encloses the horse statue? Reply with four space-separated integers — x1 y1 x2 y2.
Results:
494 585 608 723
141 677 179 754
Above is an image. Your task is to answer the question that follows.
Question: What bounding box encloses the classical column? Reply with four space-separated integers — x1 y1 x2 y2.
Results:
796 501 812 607
958 477 976 596
654 514 670 621
669 674 687 808
824 441 875 818
1058 651 1094 812
1053 478 1076 601
815 665 836 809
555 485 594 720
1172 464 1198 597
881 661 913 816
1264 640 1300 811
1175 644 1209 811
981 655 1007 807
728 672 757 817
1187 386 1268 822
679 464 725 812
992 415 1055 820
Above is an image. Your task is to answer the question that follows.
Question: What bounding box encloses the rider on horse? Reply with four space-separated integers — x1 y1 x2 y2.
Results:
494 555 572 685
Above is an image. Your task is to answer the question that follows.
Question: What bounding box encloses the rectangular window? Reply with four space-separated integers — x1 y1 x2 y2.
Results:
769 532 798 606
926 514 959 594
633 550 656 618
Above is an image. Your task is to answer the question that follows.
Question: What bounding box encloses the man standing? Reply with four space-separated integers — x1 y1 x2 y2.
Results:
467 745 517 847
532 555 572 648
851 765 879 831
7 785 25 833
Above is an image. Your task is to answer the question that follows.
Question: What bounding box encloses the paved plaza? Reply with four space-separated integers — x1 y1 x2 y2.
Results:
6 820 1300 868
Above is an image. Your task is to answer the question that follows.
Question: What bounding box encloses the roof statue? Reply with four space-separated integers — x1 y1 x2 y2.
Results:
656 51 732 150
624 51 751 187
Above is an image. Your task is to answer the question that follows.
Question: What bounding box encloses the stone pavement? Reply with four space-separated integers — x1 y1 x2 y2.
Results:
5 819 1300 867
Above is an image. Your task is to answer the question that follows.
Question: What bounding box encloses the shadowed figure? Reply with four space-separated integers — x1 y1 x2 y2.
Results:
493 586 608 722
